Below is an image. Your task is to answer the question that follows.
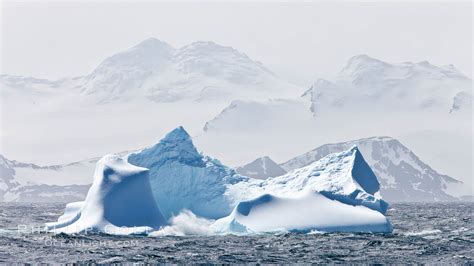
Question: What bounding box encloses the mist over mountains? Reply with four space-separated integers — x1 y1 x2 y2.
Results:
2 38 299 104
1 38 472 201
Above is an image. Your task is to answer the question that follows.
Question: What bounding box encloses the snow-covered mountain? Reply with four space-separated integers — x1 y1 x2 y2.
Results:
0 154 92 202
303 54 472 116
197 55 472 192
235 156 287 179
1 134 468 203
1 37 302 166
280 136 466 202
1 38 300 104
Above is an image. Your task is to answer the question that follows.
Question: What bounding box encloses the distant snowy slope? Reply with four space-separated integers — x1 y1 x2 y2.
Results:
236 156 287 179
86 39 298 102
0 155 19 199
0 154 93 202
281 136 465 202
449 91 472 113
1 38 302 166
3 184 89 203
1 38 301 104
198 55 472 191
0 155 97 186
81 38 175 101
304 55 471 116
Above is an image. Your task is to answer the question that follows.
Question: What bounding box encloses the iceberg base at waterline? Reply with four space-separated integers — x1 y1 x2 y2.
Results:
46 127 393 235
213 192 392 234
45 155 166 235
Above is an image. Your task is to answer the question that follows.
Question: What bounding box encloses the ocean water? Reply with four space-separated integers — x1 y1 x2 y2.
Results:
0 202 472 263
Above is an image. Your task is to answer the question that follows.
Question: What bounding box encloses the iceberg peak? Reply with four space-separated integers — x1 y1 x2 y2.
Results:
349 145 360 153
128 127 245 220
161 126 192 143
128 127 201 169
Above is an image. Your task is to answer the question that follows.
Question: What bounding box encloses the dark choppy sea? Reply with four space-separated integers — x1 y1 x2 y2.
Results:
0 202 472 264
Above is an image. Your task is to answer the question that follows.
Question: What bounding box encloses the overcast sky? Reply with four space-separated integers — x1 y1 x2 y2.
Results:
1 1 472 86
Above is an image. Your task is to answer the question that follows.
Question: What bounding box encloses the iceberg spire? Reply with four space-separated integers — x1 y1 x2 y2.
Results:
161 126 192 143
128 127 244 220
128 126 202 168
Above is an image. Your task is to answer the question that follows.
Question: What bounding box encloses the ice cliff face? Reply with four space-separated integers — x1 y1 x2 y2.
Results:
281 136 463 202
128 127 247 220
46 155 166 234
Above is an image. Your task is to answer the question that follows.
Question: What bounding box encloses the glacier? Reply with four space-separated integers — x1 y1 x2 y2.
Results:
47 127 392 235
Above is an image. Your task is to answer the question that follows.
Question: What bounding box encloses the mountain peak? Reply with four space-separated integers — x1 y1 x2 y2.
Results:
343 54 389 69
133 37 174 50
184 41 231 51
176 41 244 59
347 54 387 66
337 54 389 82
236 156 287 180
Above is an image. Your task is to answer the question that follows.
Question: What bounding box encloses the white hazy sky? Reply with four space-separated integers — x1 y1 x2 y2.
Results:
1 1 472 86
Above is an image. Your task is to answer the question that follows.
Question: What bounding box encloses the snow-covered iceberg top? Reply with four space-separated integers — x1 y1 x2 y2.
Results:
263 146 388 214
215 145 391 234
47 127 392 235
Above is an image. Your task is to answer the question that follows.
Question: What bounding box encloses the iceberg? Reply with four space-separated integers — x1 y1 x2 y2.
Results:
45 155 166 234
263 146 388 214
47 127 392 235
128 126 246 220
214 146 391 233
212 192 392 234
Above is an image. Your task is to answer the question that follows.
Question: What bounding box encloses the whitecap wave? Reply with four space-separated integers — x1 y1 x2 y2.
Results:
150 210 215 236
403 229 442 236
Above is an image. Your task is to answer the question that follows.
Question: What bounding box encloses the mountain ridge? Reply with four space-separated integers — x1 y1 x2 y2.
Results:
1 135 468 202
280 136 465 202
1 37 299 103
